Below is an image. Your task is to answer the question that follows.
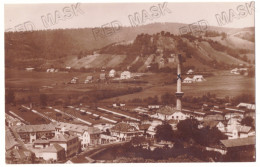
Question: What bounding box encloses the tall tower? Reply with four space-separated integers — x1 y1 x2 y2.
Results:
176 54 184 111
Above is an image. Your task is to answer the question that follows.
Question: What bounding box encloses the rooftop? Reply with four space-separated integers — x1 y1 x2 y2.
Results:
41 143 64 153
6 127 20 151
14 124 55 133
156 106 177 115
55 122 101 134
111 122 137 133
221 136 255 148
49 133 77 142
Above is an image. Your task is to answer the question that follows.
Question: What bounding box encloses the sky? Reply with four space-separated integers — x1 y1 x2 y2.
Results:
4 2 255 31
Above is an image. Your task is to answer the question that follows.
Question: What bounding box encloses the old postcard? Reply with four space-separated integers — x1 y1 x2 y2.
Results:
4 1 256 164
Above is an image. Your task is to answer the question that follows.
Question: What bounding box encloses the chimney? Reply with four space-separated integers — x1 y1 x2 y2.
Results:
176 54 184 111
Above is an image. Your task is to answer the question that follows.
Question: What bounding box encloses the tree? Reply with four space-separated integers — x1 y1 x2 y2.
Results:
29 153 36 164
161 93 176 105
195 127 227 146
155 122 175 142
241 116 254 128
9 150 16 164
6 89 15 104
40 94 48 107
177 118 199 141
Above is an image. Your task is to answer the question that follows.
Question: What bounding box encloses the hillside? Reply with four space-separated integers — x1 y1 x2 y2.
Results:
5 23 255 70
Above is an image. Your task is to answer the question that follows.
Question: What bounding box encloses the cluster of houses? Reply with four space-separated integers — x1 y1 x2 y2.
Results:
69 70 132 84
5 100 255 163
182 69 206 84
230 68 248 75
183 75 206 83
46 68 59 73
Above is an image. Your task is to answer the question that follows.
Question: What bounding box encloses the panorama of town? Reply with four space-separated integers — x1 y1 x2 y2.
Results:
5 2 255 164
6 55 256 163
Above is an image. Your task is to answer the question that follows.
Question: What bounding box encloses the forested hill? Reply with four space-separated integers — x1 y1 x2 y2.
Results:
5 22 254 70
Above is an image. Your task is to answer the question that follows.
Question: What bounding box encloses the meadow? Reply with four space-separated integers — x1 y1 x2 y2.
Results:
5 69 255 105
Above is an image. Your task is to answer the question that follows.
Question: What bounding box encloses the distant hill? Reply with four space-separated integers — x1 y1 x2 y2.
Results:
5 22 254 70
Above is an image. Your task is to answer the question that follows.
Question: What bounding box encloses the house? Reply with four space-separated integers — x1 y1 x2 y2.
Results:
54 122 101 149
150 106 189 121
148 105 161 109
33 139 50 149
110 122 140 141
93 123 114 133
186 69 194 75
84 76 93 83
193 75 205 82
25 67 34 71
171 111 188 121
13 124 56 143
6 147 34 164
151 106 175 120
230 68 240 74
109 69 116 77
120 71 131 79
46 68 55 73
183 77 193 83
220 136 255 160
100 73 106 80
49 132 80 157
6 127 21 152
182 110 205 121
225 112 244 120
36 143 66 162
237 103 255 110
70 77 79 84
168 57 175 63
220 123 254 139
146 119 163 138
204 113 224 122
5 113 24 127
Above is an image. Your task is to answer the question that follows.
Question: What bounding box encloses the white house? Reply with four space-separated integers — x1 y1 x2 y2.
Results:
46 68 55 73
36 143 65 161
150 106 188 121
70 77 79 84
54 122 101 149
186 69 194 75
84 76 93 83
230 68 240 75
193 75 205 82
120 71 131 79
25 67 34 71
237 103 256 110
171 111 188 121
109 69 116 77
183 77 193 83
221 125 254 139
110 122 140 141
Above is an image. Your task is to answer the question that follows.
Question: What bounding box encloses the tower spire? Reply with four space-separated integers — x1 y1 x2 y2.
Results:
176 54 184 111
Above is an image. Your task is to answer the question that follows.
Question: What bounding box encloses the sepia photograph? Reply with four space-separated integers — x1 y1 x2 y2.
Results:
3 0 256 164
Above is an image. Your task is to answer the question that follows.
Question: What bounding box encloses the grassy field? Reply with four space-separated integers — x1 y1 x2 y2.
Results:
5 69 254 105
101 70 255 102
